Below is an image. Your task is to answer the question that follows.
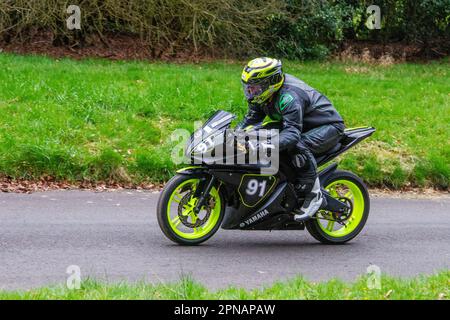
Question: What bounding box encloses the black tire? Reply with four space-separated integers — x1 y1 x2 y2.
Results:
305 170 370 244
157 174 225 245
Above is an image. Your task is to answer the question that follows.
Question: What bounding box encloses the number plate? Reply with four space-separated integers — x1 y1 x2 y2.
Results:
238 174 277 207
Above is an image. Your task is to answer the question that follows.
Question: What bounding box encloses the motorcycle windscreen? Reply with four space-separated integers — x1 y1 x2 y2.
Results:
185 110 236 156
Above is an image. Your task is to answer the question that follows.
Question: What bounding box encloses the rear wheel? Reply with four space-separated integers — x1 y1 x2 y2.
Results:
157 174 224 245
306 170 370 244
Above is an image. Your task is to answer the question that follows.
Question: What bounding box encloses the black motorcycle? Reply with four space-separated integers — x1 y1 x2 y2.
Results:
157 110 375 245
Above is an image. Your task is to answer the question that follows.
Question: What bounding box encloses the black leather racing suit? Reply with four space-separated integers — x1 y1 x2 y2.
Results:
237 74 345 195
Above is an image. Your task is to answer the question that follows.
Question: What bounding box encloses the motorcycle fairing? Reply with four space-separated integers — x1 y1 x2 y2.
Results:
177 164 350 230
206 168 298 229
220 179 300 230
237 174 277 208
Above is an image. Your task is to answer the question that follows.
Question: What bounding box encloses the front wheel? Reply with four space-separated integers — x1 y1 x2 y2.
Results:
157 174 224 245
306 170 370 244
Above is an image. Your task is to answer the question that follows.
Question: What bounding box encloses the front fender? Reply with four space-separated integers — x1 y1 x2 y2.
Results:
176 166 208 175
175 167 228 203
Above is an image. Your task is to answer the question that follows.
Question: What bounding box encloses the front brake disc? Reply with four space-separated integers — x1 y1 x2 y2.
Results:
178 192 212 228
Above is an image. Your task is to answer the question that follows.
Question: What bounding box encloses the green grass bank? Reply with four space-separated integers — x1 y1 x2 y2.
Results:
1 271 448 300
0 53 448 188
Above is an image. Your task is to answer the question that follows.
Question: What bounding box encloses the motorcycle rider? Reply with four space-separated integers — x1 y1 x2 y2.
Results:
236 57 345 221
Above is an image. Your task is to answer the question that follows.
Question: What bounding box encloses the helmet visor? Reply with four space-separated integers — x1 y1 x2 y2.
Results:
242 80 269 102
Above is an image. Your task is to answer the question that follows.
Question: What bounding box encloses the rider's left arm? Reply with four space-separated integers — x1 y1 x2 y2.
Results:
278 94 305 151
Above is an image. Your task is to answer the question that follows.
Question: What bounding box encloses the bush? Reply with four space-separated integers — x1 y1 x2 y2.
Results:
264 0 450 60
0 1 448 59
0 0 282 58
264 0 353 60
353 1 450 41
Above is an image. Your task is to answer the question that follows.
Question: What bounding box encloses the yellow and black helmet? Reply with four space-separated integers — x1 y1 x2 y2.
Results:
241 57 284 104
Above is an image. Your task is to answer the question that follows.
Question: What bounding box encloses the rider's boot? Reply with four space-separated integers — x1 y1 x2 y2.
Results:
293 177 327 222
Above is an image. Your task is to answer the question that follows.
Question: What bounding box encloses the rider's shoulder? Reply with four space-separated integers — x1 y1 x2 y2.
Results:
278 78 303 101
275 87 300 113
283 73 305 86
283 74 314 93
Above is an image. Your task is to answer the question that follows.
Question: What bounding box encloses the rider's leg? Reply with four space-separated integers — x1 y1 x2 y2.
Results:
291 123 344 221
291 145 325 221
301 122 345 154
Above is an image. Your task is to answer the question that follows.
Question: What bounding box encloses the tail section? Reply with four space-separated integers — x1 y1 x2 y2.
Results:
316 126 375 166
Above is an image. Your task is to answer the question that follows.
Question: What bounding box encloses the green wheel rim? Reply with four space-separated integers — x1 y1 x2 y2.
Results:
317 179 365 237
166 179 221 240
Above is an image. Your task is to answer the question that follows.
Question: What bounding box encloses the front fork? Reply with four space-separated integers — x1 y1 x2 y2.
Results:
193 175 216 213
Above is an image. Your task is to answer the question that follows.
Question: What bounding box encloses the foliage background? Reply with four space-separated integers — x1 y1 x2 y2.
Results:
0 0 449 60
0 1 448 189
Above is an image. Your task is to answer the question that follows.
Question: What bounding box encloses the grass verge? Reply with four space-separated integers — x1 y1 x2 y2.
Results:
0 271 448 300
0 53 448 188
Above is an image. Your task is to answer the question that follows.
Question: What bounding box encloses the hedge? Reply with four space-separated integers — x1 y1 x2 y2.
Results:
0 0 449 59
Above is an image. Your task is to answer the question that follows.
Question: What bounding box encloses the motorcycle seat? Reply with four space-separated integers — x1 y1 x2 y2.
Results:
319 142 342 156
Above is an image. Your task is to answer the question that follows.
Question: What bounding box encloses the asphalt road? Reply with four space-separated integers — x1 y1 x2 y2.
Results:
0 190 449 290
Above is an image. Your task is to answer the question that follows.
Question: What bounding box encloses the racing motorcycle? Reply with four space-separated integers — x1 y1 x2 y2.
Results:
157 110 375 245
